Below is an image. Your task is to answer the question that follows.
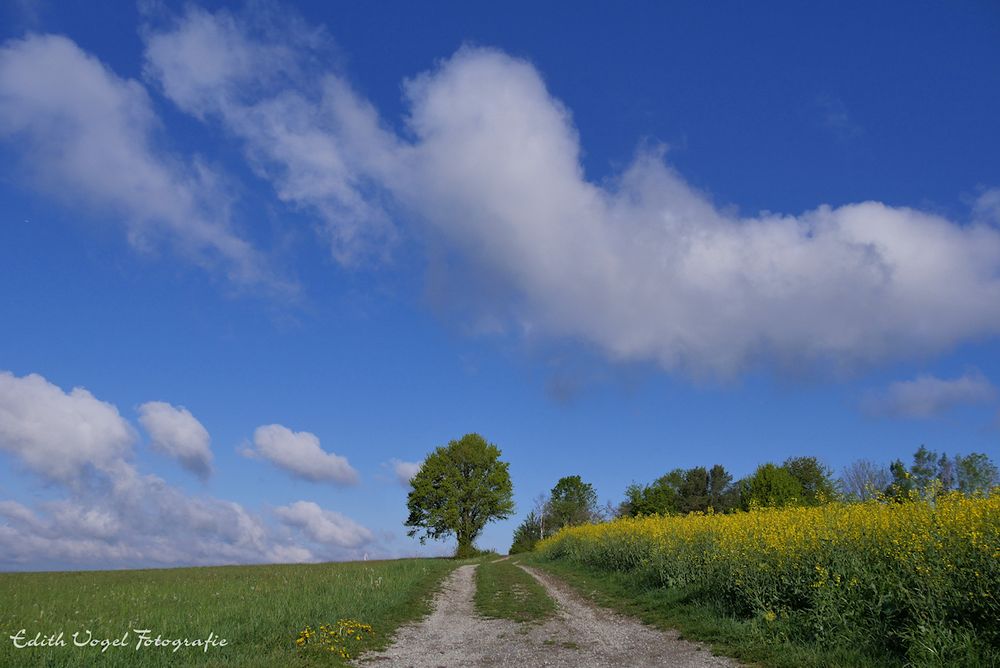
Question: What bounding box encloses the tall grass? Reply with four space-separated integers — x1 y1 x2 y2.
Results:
537 492 1000 666
0 558 456 667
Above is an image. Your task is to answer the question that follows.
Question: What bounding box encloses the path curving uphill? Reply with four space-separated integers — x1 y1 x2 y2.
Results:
354 562 740 667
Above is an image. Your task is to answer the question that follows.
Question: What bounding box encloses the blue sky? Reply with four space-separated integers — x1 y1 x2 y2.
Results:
0 0 998 568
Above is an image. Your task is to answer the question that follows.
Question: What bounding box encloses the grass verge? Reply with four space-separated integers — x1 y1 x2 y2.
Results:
524 555 898 668
474 558 556 623
0 557 459 667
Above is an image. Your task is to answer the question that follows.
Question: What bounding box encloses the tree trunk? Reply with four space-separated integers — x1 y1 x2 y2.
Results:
455 531 475 558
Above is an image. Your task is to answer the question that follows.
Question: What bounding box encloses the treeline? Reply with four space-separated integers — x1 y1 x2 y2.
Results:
510 445 999 553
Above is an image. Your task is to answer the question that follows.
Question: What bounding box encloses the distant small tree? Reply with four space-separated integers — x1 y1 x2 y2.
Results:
509 511 541 554
405 433 514 558
783 456 836 505
840 459 891 501
937 453 955 492
955 453 1000 495
622 479 677 517
707 464 734 512
742 463 802 509
678 466 710 513
885 458 914 501
547 475 599 528
909 445 939 495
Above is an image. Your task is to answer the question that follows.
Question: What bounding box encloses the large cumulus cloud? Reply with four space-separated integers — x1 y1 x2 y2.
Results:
142 8 1000 378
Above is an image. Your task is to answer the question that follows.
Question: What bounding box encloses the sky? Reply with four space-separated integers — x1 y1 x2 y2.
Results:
0 0 999 569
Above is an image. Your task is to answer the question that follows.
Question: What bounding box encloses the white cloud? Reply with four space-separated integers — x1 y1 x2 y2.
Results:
274 500 374 550
0 33 286 290
143 10 1000 377
395 49 1000 377
0 464 311 568
389 458 421 486
863 370 997 419
143 7 396 265
0 371 375 569
137 401 213 479
0 371 135 483
247 424 359 485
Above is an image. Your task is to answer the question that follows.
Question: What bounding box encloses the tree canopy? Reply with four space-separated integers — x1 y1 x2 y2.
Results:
404 433 514 557
741 463 802 509
546 475 599 528
782 456 836 505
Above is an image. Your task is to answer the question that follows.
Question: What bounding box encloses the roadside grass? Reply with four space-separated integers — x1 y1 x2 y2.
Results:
0 557 459 667
524 556 894 668
474 558 556 623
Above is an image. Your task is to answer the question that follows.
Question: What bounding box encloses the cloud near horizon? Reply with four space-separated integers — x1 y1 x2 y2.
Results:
274 501 374 550
0 370 374 569
863 370 998 419
139 7 1000 378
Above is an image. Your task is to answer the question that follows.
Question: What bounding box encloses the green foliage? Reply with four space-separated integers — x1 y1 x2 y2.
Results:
741 463 802 509
678 466 710 513
546 475 598 528
955 452 999 495
621 465 738 517
909 445 939 493
708 464 735 512
782 456 836 505
886 458 914 501
622 476 679 517
509 511 542 554
405 433 514 557
884 447 998 501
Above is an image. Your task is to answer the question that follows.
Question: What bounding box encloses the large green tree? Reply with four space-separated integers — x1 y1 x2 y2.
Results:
404 433 514 557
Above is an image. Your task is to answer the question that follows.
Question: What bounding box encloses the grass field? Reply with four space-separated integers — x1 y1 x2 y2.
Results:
473 558 556 623
0 557 459 667
534 492 1000 667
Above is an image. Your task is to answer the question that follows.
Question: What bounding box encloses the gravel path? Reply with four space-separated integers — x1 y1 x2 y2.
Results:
354 562 740 667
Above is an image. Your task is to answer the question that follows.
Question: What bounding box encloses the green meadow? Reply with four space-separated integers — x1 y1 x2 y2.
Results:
0 558 457 667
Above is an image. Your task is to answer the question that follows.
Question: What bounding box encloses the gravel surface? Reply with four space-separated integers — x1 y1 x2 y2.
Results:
355 562 740 667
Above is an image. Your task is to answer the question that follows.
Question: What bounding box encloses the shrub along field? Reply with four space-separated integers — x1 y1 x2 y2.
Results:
0 558 457 667
534 492 1000 667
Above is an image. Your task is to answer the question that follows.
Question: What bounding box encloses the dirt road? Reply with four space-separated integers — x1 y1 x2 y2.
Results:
355 562 740 667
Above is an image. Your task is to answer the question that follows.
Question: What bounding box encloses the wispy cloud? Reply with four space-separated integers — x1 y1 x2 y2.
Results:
388 458 422 486
0 33 292 293
143 6 396 266
863 370 998 419
816 94 862 140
